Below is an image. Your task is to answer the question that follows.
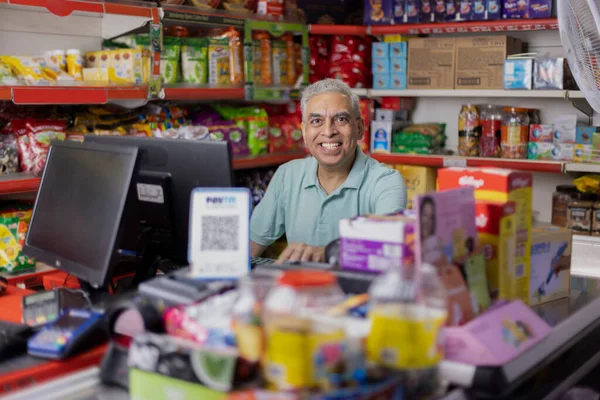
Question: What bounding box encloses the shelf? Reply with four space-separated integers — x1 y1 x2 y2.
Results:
0 174 41 195
564 163 600 174
369 89 581 99
0 86 148 105
369 17 558 35
233 152 306 170
309 24 368 35
0 0 157 18
370 153 564 173
162 87 245 101
351 88 369 97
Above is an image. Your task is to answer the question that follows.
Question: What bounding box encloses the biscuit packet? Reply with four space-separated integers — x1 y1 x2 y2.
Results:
0 216 35 273
181 37 209 84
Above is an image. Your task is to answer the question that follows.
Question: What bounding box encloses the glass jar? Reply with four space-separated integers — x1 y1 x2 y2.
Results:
501 107 530 159
262 270 346 391
458 104 480 157
480 104 503 158
567 192 596 235
592 200 600 237
367 265 447 398
551 185 577 228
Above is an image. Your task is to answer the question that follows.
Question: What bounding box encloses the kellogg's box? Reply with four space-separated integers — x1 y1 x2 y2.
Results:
438 168 533 304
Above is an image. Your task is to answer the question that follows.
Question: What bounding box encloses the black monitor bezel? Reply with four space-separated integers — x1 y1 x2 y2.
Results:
23 141 139 288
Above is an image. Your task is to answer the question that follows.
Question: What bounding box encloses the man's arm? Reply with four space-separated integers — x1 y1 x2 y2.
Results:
250 167 286 252
251 241 267 257
373 170 407 214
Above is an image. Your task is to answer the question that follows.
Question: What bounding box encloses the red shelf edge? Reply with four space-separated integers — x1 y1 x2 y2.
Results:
233 153 306 169
0 177 41 195
370 153 564 173
370 18 558 34
309 24 368 35
7 86 147 105
163 87 245 101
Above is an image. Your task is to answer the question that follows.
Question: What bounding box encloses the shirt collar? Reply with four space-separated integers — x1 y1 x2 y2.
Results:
302 147 367 190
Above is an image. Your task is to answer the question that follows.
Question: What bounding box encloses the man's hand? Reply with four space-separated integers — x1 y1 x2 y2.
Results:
276 243 326 264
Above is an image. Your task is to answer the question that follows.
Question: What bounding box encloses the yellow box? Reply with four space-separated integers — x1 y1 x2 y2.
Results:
394 165 437 210
475 200 517 302
529 224 571 306
438 168 533 304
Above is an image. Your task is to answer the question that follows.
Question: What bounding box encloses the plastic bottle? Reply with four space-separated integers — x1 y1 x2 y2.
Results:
262 270 346 391
367 264 447 397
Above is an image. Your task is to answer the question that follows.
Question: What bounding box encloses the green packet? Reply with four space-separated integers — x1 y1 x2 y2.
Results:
181 37 208 85
161 37 181 85
0 217 35 273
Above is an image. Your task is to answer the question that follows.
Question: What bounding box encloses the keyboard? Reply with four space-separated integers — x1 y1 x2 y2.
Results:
251 257 276 266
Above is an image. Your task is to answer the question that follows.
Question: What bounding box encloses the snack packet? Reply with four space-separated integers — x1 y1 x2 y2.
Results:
0 216 35 273
574 175 600 194
181 37 209 84
208 36 231 85
161 37 181 84
252 32 272 85
247 108 269 155
271 39 289 86
25 119 67 174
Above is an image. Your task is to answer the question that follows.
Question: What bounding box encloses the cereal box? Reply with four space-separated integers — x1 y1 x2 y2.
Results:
364 0 394 24
475 200 517 302
437 168 533 304
394 165 436 210
529 225 571 306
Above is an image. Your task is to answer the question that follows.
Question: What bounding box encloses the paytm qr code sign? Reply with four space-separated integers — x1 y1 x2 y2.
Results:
189 188 252 279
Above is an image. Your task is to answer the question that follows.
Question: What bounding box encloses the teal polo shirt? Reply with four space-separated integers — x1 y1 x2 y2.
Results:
250 148 407 247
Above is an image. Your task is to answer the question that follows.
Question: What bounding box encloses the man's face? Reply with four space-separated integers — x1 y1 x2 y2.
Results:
302 92 364 169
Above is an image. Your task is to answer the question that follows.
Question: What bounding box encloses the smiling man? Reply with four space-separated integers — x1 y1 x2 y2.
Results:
250 79 407 263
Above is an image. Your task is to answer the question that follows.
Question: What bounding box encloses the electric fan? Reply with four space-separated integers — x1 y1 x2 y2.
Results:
558 0 600 113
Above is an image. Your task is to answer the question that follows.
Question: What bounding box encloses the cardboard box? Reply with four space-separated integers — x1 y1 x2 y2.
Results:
390 42 408 58
527 142 553 160
503 58 533 90
529 225 571 306
390 72 407 89
475 200 517 302
408 37 456 89
339 213 415 272
529 124 553 143
438 168 533 304
394 165 437 210
372 58 390 74
455 36 522 89
390 57 407 73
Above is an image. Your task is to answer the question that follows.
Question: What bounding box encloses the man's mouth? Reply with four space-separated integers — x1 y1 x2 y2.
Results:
320 142 342 150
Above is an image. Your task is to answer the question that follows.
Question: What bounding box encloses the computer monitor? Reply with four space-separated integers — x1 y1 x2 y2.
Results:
23 141 139 289
84 136 234 266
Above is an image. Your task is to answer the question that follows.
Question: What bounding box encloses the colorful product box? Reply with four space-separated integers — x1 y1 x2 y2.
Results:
372 58 390 74
415 187 485 325
420 0 434 22
372 42 390 59
529 124 553 143
364 0 394 24
502 0 527 18
529 225 571 306
576 126 596 145
475 200 516 302
458 0 473 20
394 0 420 23
394 165 437 210
390 42 408 58
390 72 407 89
437 168 533 305
527 142 553 160
371 120 393 151
503 58 533 90
339 213 415 273
551 143 574 161
574 144 593 162
373 73 391 89
553 114 577 144
529 0 552 18
487 0 502 19
390 57 407 73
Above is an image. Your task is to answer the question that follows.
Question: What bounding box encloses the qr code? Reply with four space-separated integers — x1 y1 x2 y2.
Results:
515 264 525 278
201 216 239 251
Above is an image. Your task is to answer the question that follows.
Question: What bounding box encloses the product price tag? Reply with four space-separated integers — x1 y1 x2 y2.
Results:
443 157 467 168
188 188 252 280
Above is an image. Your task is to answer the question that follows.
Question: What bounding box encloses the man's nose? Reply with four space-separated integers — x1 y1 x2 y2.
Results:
322 119 337 137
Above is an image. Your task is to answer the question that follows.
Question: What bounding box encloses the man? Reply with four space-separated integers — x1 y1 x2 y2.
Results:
250 79 407 263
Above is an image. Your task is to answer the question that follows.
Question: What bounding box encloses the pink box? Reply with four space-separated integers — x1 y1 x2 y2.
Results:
444 300 552 366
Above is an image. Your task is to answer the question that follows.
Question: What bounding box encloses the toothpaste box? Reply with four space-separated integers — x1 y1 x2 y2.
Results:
390 57 408 73
339 213 415 273
576 126 596 145
529 225 571 306
475 200 517 302
390 73 407 89
527 142 553 160
438 168 533 305
372 42 390 59
364 0 394 24
372 58 390 74
390 42 408 58
420 0 434 22
551 143 574 161
553 114 577 144
373 73 391 89
529 124 553 143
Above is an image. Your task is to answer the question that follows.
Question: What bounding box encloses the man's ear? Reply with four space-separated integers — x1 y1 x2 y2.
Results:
357 118 365 141
301 121 307 144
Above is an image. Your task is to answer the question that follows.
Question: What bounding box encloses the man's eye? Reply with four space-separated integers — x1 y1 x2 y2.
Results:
336 116 349 123
310 119 322 125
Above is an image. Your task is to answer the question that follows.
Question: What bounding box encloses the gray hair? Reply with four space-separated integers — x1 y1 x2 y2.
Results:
300 78 361 120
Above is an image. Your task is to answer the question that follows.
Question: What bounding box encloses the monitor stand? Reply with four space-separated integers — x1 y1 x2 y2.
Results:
78 280 111 306
132 227 163 287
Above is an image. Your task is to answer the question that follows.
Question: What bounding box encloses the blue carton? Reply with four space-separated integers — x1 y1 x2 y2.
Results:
373 74 391 89
394 0 420 23
576 126 596 145
389 42 408 58
504 59 533 90
473 1 487 20
372 58 390 74
364 0 394 24
391 73 407 89
372 42 390 59
487 0 502 19
458 0 473 20
420 0 434 22
390 57 407 73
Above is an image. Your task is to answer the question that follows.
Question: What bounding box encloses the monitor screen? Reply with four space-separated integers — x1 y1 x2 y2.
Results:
24 142 138 288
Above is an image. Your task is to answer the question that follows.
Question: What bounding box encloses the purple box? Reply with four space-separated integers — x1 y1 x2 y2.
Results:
434 0 446 21
406 0 420 22
420 0 434 22
487 0 501 19
472 1 486 20
458 0 473 20
364 0 394 24
529 0 552 18
503 0 527 19
445 0 458 20
393 0 406 23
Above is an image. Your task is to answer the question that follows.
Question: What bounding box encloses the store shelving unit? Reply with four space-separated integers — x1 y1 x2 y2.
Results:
233 152 306 170
0 174 41 195
0 86 149 104
161 87 246 101
368 89 584 99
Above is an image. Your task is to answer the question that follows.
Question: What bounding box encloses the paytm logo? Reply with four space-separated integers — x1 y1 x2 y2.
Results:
206 196 237 208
